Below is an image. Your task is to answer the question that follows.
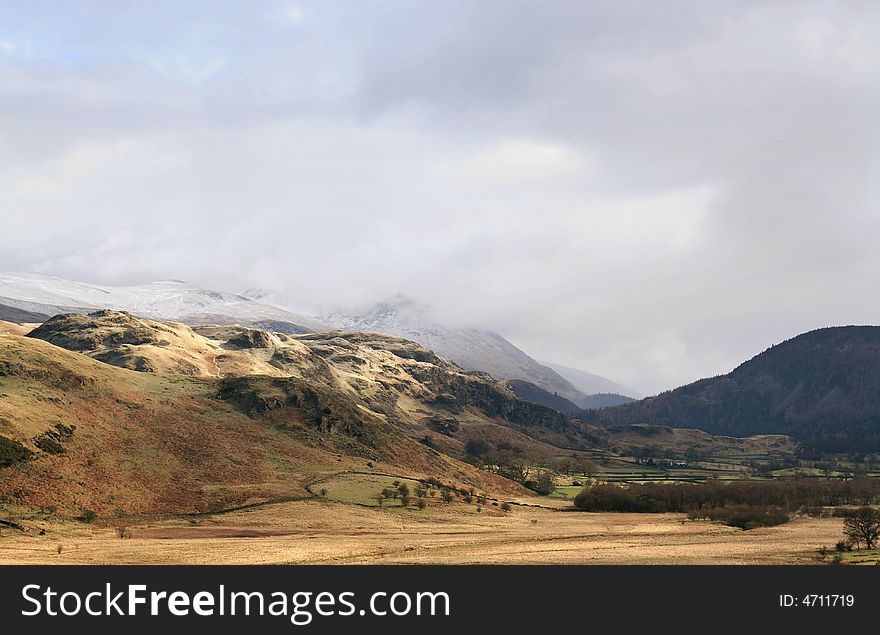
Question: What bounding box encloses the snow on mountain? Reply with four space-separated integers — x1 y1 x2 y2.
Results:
0 272 325 333
318 296 588 404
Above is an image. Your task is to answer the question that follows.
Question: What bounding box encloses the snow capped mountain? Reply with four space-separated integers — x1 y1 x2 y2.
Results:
0 273 634 406
0 272 325 333
318 296 589 404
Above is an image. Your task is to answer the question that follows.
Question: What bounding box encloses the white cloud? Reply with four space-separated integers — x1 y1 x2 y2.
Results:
285 5 304 22
1 0 879 393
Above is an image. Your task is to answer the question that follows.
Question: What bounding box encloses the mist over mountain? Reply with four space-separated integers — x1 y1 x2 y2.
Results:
586 326 880 451
318 297 591 404
541 361 642 399
0 275 636 403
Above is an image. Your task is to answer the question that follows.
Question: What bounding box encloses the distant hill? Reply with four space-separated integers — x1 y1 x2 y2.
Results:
507 379 585 416
585 326 880 451
508 380 634 415
541 361 642 399
0 303 48 324
579 393 635 409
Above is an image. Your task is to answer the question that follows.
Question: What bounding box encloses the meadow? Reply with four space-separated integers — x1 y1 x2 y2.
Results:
1 471 869 565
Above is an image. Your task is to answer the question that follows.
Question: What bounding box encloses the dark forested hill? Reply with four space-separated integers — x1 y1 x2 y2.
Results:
584 326 880 451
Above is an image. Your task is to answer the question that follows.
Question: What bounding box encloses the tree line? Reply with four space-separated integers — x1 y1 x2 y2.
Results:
573 476 880 514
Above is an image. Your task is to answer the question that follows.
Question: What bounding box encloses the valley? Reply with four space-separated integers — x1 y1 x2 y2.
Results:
2 299 880 565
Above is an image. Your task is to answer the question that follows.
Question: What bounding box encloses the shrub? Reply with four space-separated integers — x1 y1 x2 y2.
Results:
715 506 789 530
32 422 76 455
500 502 511 512
465 439 490 457
80 509 97 523
34 434 66 455
416 499 426 510
0 436 31 467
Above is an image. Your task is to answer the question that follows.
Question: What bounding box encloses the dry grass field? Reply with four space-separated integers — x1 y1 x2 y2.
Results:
0 498 848 565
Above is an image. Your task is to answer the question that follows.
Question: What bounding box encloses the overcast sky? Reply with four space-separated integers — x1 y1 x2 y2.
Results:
2 1 880 394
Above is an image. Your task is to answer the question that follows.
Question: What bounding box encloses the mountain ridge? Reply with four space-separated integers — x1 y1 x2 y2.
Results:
585 325 880 451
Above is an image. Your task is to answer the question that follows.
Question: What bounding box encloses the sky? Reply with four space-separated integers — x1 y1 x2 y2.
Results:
2 1 880 395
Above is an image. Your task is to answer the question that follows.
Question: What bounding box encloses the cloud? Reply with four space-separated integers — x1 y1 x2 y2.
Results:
1 1 879 393
285 6 305 22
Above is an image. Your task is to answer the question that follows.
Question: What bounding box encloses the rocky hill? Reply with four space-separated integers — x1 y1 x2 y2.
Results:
2 310 608 515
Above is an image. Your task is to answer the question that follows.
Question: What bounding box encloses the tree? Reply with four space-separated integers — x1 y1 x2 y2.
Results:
843 507 880 550
533 471 556 496
442 489 454 503
397 483 410 498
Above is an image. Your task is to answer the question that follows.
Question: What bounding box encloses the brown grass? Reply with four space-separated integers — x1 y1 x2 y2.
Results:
0 500 845 565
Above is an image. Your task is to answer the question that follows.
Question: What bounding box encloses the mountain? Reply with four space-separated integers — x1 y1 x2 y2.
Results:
317 297 588 404
585 326 880 452
541 361 642 399
0 272 325 333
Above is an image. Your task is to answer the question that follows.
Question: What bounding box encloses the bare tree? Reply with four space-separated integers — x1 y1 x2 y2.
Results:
843 507 880 550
